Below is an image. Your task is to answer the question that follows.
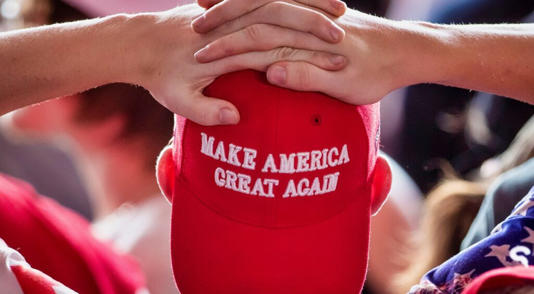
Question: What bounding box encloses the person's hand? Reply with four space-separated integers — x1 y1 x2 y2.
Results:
195 8 432 105
192 0 347 44
125 4 348 126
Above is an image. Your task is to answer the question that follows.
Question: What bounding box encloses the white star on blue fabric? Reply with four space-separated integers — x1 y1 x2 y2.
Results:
485 244 516 267
521 227 534 245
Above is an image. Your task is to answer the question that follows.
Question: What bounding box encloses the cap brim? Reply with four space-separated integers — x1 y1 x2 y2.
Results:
170 180 371 294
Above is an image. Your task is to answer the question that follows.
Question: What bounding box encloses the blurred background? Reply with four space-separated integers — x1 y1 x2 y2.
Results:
0 0 533 293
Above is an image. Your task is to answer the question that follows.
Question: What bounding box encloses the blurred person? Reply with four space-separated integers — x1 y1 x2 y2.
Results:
366 153 423 294
395 115 534 292
409 187 534 293
10 83 177 293
461 115 534 249
0 174 148 294
394 178 486 293
477 115 534 180
462 159 534 250
0 0 92 219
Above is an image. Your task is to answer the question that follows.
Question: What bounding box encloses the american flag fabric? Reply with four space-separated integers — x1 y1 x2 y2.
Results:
410 186 534 294
0 238 77 294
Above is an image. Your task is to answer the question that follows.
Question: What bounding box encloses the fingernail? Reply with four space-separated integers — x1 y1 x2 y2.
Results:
269 66 287 85
329 28 342 42
194 47 209 62
331 0 346 13
329 55 346 66
192 14 205 30
219 108 238 125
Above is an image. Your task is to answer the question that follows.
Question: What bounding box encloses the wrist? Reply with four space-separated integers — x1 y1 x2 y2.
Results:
102 13 159 86
390 20 456 87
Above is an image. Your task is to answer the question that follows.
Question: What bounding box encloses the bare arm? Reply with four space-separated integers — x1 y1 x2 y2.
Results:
424 22 534 103
0 3 346 125
0 16 130 116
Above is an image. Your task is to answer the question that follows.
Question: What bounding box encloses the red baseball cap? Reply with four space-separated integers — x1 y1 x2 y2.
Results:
462 266 534 294
157 70 392 294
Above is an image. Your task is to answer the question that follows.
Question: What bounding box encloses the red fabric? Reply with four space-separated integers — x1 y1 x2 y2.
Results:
11 265 60 294
168 70 381 293
462 266 534 293
0 174 146 294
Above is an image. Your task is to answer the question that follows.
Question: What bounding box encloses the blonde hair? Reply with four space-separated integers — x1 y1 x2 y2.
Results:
393 178 487 293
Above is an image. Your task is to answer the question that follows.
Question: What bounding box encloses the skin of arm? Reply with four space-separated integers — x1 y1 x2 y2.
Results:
196 7 534 105
0 3 347 125
424 22 534 103
0 16 128 117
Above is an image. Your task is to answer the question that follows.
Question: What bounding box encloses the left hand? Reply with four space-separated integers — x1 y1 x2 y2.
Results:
195 8 426 105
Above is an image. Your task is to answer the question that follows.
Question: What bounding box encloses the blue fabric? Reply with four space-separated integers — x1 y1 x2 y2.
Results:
410 187 534 293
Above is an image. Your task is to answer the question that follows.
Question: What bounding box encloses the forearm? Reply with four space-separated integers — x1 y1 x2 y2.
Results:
405 22 534 103
0 15 140 115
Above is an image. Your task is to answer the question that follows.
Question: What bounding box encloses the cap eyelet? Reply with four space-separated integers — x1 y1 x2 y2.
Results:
311 114 322 126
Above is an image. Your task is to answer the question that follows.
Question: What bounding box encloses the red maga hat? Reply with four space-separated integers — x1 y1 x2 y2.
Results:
158 70 390 294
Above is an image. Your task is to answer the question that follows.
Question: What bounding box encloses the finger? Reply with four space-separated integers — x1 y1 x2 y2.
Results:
195 24 333 63
193 0 345 40
197 0 221 9
296 0 346 17
173 91 240 126
208 47 347 75
265 61 346 98
226 2 345 43
199 2 344 43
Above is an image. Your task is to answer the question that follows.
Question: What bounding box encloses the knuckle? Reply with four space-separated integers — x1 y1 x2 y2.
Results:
194 108 215 126
312 52 330 68
215 39 236 56
267 1 287 14
274 47 297 60
309 51 322 62
295 65 311 88
314 13 330 27
244 24 264 42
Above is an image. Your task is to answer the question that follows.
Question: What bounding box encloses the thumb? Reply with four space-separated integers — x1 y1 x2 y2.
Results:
168 91 240 126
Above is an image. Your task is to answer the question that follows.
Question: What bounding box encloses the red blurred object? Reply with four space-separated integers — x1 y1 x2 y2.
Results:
0 174 147 294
